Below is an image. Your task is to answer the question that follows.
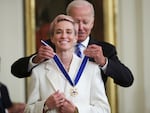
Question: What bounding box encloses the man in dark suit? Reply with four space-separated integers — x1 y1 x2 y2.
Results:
0 82 25 113
11 0 133 87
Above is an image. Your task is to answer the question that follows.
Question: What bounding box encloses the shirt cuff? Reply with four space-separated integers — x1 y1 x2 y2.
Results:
28 54 38 71
99 57 108 73
5 109 8 113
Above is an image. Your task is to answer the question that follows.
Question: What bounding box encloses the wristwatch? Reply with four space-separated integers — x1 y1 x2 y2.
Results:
43 103 49 113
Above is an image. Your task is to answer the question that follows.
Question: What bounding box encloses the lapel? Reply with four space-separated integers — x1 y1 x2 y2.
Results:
87 38 95 62
45 59 63 91
44 55 81 91
88 37 97 45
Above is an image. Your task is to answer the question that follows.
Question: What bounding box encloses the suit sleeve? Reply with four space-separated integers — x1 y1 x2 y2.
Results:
11 40 54 79
105 55 134 87
76 65 111 113
102 43 134 87
11 55 33 78
24 68 45 113
0 83 13 109
90 65 111 113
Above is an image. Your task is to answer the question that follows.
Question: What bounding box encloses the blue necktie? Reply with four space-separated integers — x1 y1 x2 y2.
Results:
75 43 82 58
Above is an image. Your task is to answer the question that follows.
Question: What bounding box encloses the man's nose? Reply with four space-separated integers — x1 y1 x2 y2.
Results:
78 22 84 30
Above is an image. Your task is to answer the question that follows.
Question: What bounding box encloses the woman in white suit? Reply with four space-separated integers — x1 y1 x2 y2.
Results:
24 14 110 113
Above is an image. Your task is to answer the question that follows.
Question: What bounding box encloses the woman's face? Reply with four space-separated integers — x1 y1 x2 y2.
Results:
51 21 77 51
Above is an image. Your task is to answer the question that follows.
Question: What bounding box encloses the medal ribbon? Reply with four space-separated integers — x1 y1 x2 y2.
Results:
53 55 88 86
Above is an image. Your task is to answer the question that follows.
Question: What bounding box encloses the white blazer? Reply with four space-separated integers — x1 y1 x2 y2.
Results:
24 54 110 113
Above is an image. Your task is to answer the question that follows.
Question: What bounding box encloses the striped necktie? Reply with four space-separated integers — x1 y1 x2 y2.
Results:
75 43 82 58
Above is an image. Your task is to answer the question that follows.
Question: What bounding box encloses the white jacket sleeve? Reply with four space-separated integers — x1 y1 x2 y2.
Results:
24 69 45 113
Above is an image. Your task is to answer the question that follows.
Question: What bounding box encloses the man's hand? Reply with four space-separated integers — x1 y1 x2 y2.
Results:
84 44 106 66
33 45 55 63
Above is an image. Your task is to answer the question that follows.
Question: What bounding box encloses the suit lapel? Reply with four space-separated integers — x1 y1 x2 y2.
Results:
45 60 63 91
88 38 102 62
44 55 84 92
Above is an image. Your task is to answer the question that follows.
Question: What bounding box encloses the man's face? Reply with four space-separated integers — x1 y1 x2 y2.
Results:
69 6 94 42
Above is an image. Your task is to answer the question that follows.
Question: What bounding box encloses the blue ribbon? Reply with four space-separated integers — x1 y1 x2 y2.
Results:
53 55 88 86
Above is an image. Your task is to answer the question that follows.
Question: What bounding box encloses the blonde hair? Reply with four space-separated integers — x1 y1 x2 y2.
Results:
49 14 78 37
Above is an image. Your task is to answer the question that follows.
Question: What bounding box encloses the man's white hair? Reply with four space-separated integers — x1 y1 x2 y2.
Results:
66 0 95 17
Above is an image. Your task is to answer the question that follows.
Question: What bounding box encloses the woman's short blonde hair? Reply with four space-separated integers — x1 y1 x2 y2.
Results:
49 14 78 37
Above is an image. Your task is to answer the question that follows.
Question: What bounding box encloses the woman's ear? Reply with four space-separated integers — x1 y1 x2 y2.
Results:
50 37 55 44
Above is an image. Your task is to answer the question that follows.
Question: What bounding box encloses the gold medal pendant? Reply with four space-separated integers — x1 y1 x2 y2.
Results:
70 87 78 97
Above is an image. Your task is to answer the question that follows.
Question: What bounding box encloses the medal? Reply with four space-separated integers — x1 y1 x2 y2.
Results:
53 55 88 97
70 87 78 97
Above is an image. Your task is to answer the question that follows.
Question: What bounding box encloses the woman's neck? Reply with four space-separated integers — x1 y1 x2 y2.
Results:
56 51 73 71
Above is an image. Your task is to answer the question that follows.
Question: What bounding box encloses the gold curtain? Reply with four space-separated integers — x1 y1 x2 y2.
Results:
24 0 36 101
103 0 118 113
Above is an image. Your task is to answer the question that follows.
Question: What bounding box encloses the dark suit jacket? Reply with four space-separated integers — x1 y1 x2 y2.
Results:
11 38 134 87
0 82 13 113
